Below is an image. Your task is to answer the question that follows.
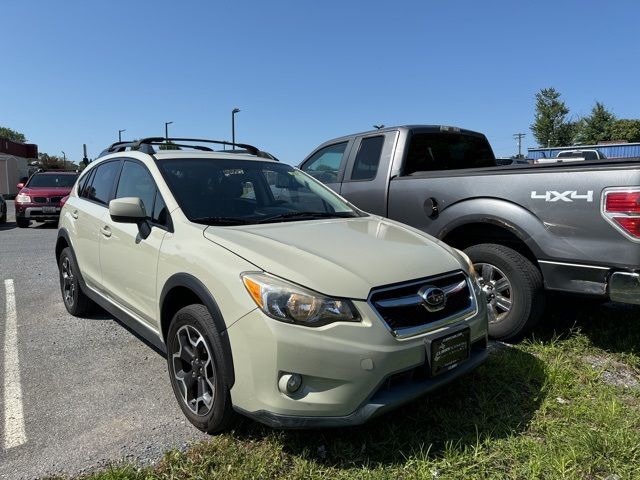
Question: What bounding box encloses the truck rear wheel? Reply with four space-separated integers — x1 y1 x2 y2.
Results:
464 243 545 342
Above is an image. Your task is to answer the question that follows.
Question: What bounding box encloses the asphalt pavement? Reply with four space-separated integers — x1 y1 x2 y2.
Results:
0 201 208 479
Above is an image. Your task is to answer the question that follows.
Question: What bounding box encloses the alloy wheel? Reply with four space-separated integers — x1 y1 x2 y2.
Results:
474 262 513 324
171 325 216 416
61 257 76 307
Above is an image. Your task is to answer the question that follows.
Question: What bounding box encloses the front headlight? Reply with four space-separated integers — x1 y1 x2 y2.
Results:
241 272 360 327
16 194 31 204
453 248 479 284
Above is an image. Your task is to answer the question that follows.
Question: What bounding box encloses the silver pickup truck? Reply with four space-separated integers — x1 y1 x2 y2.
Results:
300 125 640 340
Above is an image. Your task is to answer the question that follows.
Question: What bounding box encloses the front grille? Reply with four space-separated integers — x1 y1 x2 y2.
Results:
369 271 476 337
33 196 62 204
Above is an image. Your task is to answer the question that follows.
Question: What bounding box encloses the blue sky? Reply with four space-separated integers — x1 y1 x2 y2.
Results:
2 0 639 164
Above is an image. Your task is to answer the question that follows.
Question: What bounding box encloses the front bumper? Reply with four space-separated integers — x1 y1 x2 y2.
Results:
609 272 640 305
226 296 488 427
15 205 62 221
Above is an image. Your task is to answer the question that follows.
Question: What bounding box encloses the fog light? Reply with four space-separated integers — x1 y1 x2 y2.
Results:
278 373 302 395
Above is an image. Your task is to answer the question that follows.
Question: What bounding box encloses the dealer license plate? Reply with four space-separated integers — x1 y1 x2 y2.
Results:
428 328 470 376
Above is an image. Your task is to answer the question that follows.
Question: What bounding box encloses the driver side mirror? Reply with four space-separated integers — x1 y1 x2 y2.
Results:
17 183 24 189
109 197 151 239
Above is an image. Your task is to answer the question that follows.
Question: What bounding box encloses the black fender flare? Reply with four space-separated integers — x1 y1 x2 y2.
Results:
160 273 235 388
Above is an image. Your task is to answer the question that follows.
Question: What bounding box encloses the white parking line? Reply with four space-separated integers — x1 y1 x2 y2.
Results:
3 279 26 450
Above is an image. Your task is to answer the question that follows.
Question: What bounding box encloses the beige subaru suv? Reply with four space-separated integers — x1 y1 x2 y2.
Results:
56 137 489 433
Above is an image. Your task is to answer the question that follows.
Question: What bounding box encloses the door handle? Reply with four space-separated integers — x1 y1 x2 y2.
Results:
100 226 112 238
71 210 78 219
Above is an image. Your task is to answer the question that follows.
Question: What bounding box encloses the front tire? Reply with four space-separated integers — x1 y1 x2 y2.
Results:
464 243 545 341
58 247 94 316
16 217 29 228
166 304 236 434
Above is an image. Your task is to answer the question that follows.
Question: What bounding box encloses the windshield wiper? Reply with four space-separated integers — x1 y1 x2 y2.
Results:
191 216 252 226
255 211 357 224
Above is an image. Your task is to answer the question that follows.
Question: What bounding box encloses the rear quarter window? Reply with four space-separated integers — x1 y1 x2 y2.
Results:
403 133 496 174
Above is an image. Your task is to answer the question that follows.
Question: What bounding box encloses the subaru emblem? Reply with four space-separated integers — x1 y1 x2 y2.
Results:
418 286 446 312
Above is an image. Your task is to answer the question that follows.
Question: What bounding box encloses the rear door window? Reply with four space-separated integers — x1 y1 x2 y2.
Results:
350 136 384 181
300 142 348 183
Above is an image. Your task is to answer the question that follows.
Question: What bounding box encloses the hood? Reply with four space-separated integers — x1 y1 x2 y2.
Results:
203 216 462 299
20 186 72 197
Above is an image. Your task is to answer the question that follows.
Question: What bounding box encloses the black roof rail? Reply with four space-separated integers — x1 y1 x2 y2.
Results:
98 137 277 161
98 141 155 158
134 137 268 157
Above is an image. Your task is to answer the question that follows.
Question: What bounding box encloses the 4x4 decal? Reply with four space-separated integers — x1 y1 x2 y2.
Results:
531 190 594 202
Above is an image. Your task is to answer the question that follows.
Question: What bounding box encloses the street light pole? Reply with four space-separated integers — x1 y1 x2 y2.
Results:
232 108 240 149
165 121 173 141
118 129 126 142
61 151 66 170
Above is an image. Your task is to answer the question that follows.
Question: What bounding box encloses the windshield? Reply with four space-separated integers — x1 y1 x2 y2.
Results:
157 158 361 225
27 173 77 188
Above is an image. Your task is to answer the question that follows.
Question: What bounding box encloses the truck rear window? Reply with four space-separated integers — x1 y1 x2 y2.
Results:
403 133 496 175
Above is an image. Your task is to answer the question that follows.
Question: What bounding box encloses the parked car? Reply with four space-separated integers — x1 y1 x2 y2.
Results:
56 137 489 433
534 149 607 164
15 171 78 228
300 125 640 340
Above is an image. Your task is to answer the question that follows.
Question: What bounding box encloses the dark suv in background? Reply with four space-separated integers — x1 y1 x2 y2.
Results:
15 171 78 228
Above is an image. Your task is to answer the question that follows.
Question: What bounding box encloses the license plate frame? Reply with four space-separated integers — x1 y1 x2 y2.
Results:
42 206 57 214
425 327 470 377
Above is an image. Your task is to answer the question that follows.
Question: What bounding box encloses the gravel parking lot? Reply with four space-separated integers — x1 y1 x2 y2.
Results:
0 201 208 479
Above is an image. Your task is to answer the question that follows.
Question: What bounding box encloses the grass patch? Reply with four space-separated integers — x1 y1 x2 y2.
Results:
73 303 640 480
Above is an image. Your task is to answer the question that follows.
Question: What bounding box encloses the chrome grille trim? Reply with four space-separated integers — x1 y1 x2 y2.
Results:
368 271 478 339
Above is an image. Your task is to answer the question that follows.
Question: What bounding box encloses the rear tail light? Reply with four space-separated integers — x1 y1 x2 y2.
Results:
602 188 640 241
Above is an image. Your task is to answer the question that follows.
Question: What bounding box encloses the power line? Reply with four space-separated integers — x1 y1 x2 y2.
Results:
513 133 526 157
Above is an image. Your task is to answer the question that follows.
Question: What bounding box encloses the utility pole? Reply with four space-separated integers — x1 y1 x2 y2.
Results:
513 133 526 157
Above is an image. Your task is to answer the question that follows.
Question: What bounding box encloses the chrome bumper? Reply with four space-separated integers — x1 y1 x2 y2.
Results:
609 272 640 305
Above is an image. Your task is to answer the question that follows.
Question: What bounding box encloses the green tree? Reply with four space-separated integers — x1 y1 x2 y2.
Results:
530 88 572 147
38 153 77 170
0 126 27 143
159 141 181 150
575 102 616 144
609 119 640 143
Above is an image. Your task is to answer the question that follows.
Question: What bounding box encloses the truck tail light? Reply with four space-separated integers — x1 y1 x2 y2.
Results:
602 188 640 241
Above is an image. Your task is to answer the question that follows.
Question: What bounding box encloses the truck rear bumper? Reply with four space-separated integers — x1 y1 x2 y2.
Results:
609 272 640 305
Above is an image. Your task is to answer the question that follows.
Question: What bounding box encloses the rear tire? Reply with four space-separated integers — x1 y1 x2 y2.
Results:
58 247 94 316
464 243 545 342
16 217 29 228
166 304 237 434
